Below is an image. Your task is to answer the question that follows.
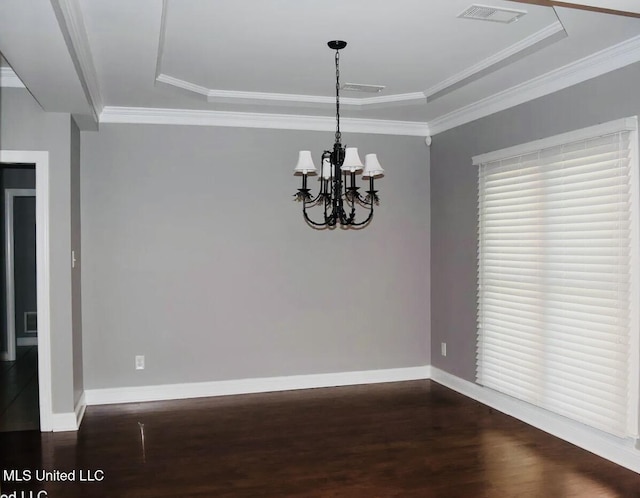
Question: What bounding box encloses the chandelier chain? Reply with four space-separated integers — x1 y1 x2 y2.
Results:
335 49 341 144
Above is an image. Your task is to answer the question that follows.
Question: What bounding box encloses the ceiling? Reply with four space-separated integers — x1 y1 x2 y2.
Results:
1 0 639 133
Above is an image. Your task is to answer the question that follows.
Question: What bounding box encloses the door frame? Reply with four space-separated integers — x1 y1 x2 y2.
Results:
2 188 36 362
0 151 52 431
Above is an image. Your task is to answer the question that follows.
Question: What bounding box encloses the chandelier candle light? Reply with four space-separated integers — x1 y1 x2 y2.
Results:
293 40 384 228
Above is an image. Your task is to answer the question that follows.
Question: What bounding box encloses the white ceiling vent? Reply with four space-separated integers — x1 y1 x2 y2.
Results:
341 83 386 93
458 4 527 23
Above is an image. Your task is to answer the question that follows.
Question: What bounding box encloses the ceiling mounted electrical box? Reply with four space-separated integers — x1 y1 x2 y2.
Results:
458 4 527 23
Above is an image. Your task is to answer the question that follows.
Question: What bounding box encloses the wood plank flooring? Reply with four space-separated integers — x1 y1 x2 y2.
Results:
0 346 39 432
1 380 640 497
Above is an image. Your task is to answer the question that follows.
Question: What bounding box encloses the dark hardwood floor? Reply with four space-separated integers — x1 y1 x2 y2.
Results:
1 380 640 497
0 346 39 432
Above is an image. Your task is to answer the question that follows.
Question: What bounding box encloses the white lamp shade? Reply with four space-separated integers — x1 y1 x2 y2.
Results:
294 150 317 175
362 153 384 178
321 158 334 179
341 147 364 173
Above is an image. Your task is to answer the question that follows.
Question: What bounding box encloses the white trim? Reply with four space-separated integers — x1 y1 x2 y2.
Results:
50 0 103 119
2 189 36 363
429 34 640 136
0 151 53 433
17 337 38 347
85 366 432 406
75 391 86 429
82 363 640 472
153 0 423 111
46 394 85 433
51 412 79 432
157 73 426 108
206 88 426 108
0 67 25 88
629 118 640 437
113 32 640 137
472 116 638 164
156 73 209 97
154 0 169 80
99 106 430 137
208 86 334 106
426 21 566 101
355 92 427 107
430 367 640 474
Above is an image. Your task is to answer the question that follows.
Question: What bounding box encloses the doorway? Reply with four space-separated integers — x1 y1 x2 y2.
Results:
0 168 38 431
0 152 52 432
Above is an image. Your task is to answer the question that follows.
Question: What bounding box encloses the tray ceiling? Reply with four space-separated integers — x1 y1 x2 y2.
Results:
0 0 639 131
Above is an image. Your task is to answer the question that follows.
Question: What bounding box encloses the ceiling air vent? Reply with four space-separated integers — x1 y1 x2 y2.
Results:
341 83 386 93
458 4 527 23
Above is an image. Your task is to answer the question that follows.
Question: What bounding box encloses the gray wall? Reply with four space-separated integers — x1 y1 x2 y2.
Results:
430 61 640 381
0 87 77 413
81 124 430 389
70 117 83 406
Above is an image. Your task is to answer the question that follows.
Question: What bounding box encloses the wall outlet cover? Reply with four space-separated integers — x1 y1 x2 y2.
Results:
135 355 145 370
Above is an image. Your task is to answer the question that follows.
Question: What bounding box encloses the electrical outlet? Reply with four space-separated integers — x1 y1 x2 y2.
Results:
441 342 447 357
135 355 145 370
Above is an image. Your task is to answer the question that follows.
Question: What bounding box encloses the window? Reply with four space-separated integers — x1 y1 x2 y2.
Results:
474 117 639 438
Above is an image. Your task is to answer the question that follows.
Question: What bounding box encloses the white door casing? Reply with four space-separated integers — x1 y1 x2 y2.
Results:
0 151 52 431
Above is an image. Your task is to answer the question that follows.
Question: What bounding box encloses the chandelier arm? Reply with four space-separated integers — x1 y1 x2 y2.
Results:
297 173 323 205
347 203 374 227
303 208 329 227
354 191 372 206
305 192 323 205
347 203 357 225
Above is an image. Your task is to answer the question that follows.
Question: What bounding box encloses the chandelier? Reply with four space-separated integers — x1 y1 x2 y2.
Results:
293 40 384 228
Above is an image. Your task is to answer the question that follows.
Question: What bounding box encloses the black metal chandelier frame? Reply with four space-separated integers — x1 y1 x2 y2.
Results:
294 40 382 228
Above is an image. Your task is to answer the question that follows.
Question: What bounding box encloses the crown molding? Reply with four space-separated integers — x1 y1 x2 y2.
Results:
99 106 430 136
429 33 640 135
50 0 103 122
154 12 561 111
0 67 25 88
156 73 209 97
155 0 169 79
157 73 427 109
207 87 426 107
154 0 423 110
426 21 566 101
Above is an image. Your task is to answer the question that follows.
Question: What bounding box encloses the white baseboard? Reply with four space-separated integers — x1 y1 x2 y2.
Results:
50 412 78 432
82 363 640 474
17 337 37 347
430 367 640 474
75 391 86 428
49 392 86 432
85 365 432 406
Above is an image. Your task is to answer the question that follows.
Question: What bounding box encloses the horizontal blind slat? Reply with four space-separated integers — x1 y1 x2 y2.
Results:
477 127 635 437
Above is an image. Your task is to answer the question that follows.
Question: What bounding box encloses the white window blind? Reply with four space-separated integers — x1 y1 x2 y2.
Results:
475 117 639 438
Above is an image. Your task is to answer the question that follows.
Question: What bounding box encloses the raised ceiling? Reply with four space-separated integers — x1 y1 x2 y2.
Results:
1 0 639 133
